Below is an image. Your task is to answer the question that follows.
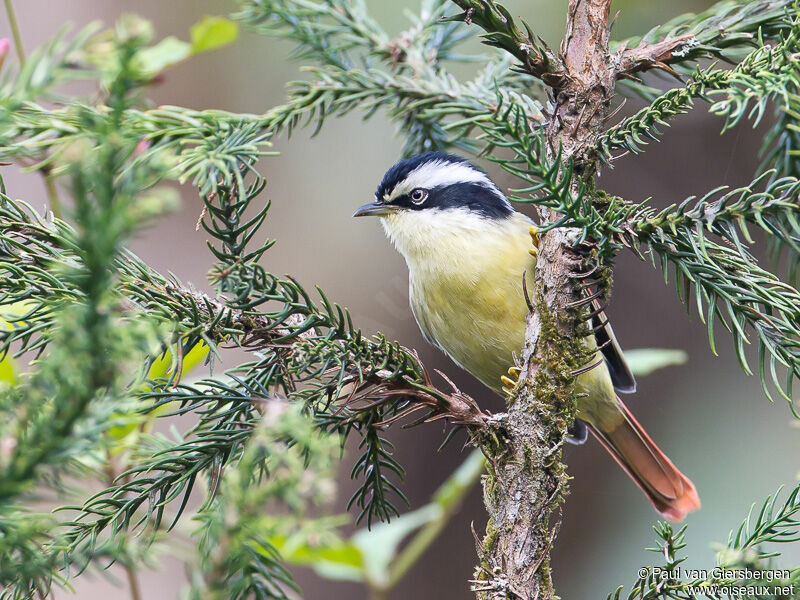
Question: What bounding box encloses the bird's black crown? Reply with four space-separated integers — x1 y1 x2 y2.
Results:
376 152 465 200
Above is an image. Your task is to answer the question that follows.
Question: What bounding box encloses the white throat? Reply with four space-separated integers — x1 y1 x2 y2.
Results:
380 208 529 274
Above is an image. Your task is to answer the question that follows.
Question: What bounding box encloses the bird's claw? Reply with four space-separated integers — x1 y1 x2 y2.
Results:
501 366 522 396
528 226 539 257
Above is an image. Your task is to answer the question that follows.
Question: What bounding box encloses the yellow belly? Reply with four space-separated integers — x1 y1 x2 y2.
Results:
409 243 529 391
404 212 621 430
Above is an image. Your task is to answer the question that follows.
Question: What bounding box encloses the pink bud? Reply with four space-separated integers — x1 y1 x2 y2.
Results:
0 39 10 70
133 139 151 157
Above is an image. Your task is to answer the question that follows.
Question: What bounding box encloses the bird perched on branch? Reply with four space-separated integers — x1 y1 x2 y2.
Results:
354 151 700 521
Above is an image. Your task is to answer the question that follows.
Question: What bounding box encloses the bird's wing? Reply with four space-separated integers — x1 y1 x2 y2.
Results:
591 299 636 394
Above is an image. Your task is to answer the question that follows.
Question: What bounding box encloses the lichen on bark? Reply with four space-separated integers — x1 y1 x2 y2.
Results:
473 1 620 598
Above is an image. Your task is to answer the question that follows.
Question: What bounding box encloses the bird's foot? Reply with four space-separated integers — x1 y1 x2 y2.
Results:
528 226 539 257
500 365 522 397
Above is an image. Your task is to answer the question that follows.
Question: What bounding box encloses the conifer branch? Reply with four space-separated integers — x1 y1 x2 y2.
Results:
635 172 800 260
631 174 800 408
189 403 337 599
595 66 727 160
613 0 796 70
443 0 564 85
233 0 390 69
761 104 800 185
473 94 638 258
472 1 618 598
597 23 800 161
760 105 800 279
610 484 800 599
0 182 491 574
0 33 540 176
0 22 178 598
267 58 543 156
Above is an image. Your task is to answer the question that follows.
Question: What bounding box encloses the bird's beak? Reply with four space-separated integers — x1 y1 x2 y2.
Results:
352 202 400 217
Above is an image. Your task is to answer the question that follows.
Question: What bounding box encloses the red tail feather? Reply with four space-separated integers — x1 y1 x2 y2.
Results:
588 398 700 521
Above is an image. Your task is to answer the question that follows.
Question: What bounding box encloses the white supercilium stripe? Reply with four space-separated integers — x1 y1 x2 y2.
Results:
386 159 511 209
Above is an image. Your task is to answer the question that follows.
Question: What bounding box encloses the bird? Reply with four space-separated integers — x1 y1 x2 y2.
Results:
353 151 700 521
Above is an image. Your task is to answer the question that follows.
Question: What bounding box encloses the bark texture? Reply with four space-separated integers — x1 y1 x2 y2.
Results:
475 1 617 598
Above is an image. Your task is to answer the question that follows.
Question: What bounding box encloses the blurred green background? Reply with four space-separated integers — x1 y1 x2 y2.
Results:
2 1 799 598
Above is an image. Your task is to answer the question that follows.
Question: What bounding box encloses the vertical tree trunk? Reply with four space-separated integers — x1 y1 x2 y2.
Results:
475 2 615 598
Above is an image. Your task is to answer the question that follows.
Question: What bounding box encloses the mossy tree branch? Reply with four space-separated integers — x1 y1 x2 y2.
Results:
472 1 618 598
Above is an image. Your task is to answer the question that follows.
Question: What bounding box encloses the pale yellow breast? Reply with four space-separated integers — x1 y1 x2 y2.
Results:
399 211 534 391
383 208 620 430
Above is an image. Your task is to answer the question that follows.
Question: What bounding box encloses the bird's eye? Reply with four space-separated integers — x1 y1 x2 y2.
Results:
410 188 428 205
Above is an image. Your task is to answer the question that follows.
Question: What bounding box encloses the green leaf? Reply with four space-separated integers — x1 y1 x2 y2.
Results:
146 341 210 381
352 504 441 586
270 451 485 587
190 16 239 54
431 447 485 511
106 341 210 445
137 36 191 74
0 354 15 386
352 449 486 586
270 534 365 583
0 301 31 388
624 348 688 377
134 17 238 77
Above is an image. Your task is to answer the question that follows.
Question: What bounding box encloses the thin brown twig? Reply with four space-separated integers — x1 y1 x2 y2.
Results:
615 33 695 78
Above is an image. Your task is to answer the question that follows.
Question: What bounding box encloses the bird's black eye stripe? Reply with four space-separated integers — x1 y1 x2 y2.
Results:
409 183 514 217
381 182 512 218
